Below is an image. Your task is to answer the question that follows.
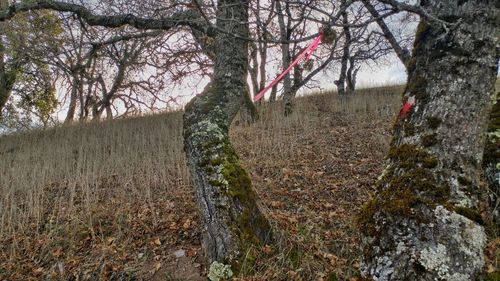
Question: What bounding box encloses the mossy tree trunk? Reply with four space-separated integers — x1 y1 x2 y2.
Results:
183 0 272 269
359 1 498 280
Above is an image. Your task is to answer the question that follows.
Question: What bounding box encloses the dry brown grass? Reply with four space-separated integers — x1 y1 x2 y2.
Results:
0 85 403 280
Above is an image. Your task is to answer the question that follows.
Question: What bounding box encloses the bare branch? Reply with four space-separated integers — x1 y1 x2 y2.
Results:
0 1 208 31
361 0 411 67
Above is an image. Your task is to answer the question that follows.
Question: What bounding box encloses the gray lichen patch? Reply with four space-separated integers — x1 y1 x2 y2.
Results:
361 205 486 281
418 244 451 279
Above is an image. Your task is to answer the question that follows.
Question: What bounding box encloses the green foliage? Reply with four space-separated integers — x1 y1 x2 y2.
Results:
0 9 63 129
17 63 58 125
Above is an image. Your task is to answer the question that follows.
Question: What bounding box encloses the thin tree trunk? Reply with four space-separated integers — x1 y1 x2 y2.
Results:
276 0 293 115
359 1 498 279
335 9 350 98
0 39 8 114
183 0 271 270
64 74 79 123
239 82 259 125
269 84 277 103
346 57 358 95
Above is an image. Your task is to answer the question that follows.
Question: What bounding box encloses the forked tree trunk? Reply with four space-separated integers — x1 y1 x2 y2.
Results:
183 0 272 269
359 1 498 279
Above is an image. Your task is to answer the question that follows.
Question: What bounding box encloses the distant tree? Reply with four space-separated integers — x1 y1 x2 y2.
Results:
0 8 62 129
357 0 499 280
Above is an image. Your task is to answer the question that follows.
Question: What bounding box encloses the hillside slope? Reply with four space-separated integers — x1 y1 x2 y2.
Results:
0 86 433 280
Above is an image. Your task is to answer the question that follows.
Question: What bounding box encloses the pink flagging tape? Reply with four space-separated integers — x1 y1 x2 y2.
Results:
398 96 415 119
253 33 323 102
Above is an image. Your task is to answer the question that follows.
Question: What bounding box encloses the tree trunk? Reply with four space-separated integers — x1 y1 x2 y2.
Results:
239 82 259 125
276 0 293 115
283 63 303 115
359 1 498 279
0 40 8 114
64 75 79 123
269 84 278 103
335 9 350 98
183 0 272 270
346 57 358 95
483 94 500 229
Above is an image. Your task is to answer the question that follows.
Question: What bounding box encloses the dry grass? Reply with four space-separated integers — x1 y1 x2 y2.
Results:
0 84 428 280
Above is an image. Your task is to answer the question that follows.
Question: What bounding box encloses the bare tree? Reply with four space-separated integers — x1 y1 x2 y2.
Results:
357 0 499 280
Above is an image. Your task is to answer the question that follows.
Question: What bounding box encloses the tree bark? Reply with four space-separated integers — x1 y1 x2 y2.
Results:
239 82 259 125
335 9 350 99
269 84 278 103
183 0 272 270
346 57 358 95
483 94 500 229
0 39 8 114
64 73 80 123
276 0 293 115
359 1 498 279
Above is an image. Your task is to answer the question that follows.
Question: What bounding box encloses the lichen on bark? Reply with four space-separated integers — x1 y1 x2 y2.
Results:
359 1 498 279
182 0 272 272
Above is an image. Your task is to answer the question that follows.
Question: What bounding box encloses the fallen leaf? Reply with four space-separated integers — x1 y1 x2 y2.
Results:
153 238 161 246
183 219 191 229
154 262 161 272
270 201 283 208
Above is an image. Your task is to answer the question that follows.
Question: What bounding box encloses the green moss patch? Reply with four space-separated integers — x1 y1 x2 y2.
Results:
358 144 450 236
454 206 484 225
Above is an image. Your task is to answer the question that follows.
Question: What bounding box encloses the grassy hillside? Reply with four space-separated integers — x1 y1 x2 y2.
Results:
0 84 491 280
